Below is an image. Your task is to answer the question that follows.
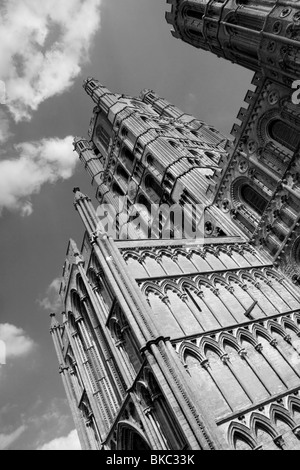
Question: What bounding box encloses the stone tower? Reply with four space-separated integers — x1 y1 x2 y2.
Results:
166 0 300 282
50 72 300 449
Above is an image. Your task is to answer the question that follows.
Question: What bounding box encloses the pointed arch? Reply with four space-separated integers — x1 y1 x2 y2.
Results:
252 270 270 283
228 422 257 450
269 404 296 429
202 246 225 270
183 342 233 419
140 281 164 299
267 320 288 339
122 250 142 263
161 280 183 297
87 267 112 314
263 268 284 281
251 324 273 343
195 276 216 292
136 380 152 407
287 396 300 418
208 273 230 288
226 272 246 287
70 290 82 319
179 278 199 294
179 342 205 365
142 250 158 261
157 248 174 259
203 246 217 256
143 366 161 397
76 275 88 298
250 413 277 440
67 311 78 333
236 328 258 348
117 422 151 451
281 317 300 335
188 249 212 271
108 317 123 342
199 337 224 357
218 332 240 351
240 271 257 285
174 247 190 258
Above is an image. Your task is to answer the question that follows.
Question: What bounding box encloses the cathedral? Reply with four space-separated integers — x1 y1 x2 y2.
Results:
50 0 300 450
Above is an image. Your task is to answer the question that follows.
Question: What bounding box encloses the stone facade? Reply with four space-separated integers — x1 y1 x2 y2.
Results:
50 0 300 450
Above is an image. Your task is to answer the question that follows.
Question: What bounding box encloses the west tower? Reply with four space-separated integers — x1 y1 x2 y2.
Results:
51 78 300 450
166 0 300 282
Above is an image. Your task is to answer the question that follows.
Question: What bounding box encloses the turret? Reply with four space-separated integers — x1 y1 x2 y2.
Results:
166 0 300 86
73 187 99 236
79 77 240 240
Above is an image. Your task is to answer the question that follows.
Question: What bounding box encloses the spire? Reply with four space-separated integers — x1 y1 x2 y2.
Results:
61 311 68 325
83 77 106 102
68 238 85 266
72 188 98 235
73 136 87 152
83 77 101 89
83 77 119 107
73 187 90 205
50 313 60 331
69 238 80 254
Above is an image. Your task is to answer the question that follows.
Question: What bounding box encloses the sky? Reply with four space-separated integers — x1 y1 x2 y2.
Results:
0 0 253 450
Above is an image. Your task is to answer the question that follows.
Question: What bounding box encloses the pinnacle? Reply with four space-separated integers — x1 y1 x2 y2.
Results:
73 187 89 204
50 313 60 329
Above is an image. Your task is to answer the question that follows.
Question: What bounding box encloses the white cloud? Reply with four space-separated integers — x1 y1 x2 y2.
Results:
0 135 78 215
39 429 81 451
0 424 27 450
0 0 102 121
39 278 62 312
0 324 35 359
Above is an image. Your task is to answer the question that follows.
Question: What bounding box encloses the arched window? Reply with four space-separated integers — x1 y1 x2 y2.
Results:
204 346 252 412
255 423 278 450
112 182 125 196
240 336 283 395
121 147 135 172
268 120 300 152
96 125 110 150
169 140 180 149
185 351 232 419
121 127 128 137
233 432 255 451
240 184 268 216
145 174 163 199
116 165 129 183
119 428 151 450
224 342 269 402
